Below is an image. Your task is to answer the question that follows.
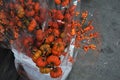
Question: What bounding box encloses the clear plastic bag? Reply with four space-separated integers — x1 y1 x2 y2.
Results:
10 0 82 80
11 0 81 79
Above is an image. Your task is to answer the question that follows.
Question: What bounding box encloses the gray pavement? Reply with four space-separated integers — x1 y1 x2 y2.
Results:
66 0 120 80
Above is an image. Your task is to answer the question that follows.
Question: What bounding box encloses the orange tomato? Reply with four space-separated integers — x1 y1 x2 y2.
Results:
15 4 25 18
25 9 35 17
81 11 88 18
40 44 51 56
68 5 76 15
53 29 60 37
14 32 19 39
62 0 69 6
28 19 37 32
54 0 61 5
50 67 62 78
47 55 61 66
48 21 59 29
55 10 64 20
34 2 40 12
40 67 51 74
52 41 65 56
35 29 44 41
36 57 47 67
32 50 42 62
45 35 55 43
64 13 71 22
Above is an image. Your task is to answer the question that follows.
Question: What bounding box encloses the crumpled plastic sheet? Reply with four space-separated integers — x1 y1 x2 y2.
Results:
12 39 75 80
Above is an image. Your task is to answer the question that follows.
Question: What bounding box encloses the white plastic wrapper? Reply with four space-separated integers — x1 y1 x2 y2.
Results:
12 38 76 80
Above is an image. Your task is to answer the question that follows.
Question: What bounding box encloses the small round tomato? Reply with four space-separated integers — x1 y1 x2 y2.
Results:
28 19 37 32
47 55 61 66
50 67 62 78
32 50 42 62
34 2 40 12
35 29 44 41
36 57 47 67
45 35 54 43
54 0 61 5
52 29 60 37
52 41 65 56
40 44 51 56
40 67 51 74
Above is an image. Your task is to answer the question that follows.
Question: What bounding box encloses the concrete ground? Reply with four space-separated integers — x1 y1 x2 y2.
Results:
66 0 120 80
